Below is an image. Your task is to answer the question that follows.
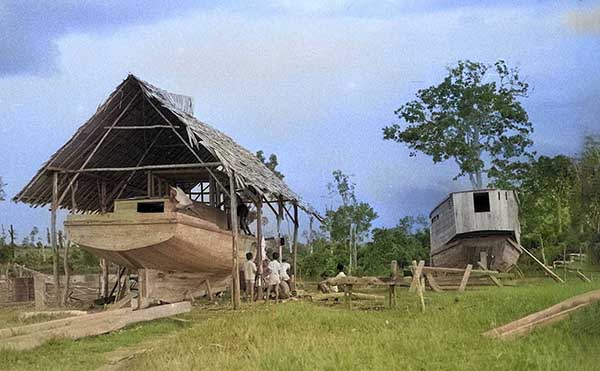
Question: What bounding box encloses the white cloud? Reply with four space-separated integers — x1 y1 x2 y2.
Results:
564 6 600 34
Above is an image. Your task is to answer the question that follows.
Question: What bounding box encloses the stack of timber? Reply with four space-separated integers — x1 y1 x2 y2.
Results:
483 289 600 339
0 302 191 351
412 262 511 292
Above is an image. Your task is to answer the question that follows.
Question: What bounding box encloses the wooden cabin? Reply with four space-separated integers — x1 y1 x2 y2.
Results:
429 189 521 272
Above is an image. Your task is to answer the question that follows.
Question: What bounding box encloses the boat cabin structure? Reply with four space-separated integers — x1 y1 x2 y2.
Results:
14 74 320 308
429 189 521 272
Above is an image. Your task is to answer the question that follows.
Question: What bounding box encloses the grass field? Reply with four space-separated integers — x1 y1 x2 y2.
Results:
1 279 600 371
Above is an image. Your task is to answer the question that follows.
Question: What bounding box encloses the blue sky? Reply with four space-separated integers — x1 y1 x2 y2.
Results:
1 0 599 240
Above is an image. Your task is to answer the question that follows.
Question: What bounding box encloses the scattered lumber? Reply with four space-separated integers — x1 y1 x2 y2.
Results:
325 276 385 286
483 289 600 339
18 310 87 320
310 292 384 301
0 302 191 351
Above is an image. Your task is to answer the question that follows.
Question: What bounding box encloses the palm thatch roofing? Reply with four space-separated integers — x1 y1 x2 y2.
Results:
14 74 319 219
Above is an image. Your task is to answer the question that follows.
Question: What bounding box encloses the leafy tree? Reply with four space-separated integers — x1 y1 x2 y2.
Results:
322 170 377 273
383 60 534 189
518 155 576 263
360 216 430 275
576 136 600 234
256 150 284 179
0 176 5 202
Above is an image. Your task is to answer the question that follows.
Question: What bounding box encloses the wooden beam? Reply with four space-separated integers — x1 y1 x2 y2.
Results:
458 264 473 292
0 302 191 351
229 173 241 310
256 199 264 301
409 260 425 292
103 125 180 129
51 172 60 307
292 202 299 290
425 273 443 292
143 93 231 199
48 162 222 174
477 262 503 287
483 289 600 339
56 90 141 207
507 238 564 283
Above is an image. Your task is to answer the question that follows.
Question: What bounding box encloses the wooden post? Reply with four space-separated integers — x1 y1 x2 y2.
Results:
389 260 398 308
409 260 425 292
100 260 109 300
33 273 46 310
229 173 241 310
344 284 352 309
51 172 61 307
458 264 473 292
256 199 264 301
60 232 71 307
291 202 299 290
205 280 214 302
277 198 283 263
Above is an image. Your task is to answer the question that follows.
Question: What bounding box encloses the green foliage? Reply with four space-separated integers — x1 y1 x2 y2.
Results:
359 216 430 275
322 170 377 243
512 136 600 264
256 150 284 179
383 60 534 188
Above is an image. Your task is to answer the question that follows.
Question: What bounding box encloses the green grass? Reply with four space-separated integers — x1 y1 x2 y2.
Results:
2 280 600 370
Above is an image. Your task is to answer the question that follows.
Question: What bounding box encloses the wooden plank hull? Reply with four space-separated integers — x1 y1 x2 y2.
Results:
65 200 254 274
431 235 520 272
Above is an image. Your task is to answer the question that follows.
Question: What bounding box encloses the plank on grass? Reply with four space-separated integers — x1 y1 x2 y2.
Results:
0 302 191 351
483 288 600 339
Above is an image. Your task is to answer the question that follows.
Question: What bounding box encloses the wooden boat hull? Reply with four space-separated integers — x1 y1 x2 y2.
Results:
65 199 254 274
431 235 521 272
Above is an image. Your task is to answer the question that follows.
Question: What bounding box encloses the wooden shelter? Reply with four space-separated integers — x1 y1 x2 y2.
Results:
429 189 521 272
14 74 320 308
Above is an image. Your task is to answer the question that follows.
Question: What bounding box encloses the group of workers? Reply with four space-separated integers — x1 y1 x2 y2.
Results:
243 251 291 302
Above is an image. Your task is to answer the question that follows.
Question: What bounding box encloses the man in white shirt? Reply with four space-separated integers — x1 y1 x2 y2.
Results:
267 252 281 302
243 252 257 302
280 258 291 283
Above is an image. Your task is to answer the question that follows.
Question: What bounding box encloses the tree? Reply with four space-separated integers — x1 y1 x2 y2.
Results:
383 60 534 189
0 176 5 202
360 216 430 275
322 170 378 273
256 150 284 179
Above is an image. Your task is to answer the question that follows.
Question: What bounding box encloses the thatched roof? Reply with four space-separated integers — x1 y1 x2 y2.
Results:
14 74 319 218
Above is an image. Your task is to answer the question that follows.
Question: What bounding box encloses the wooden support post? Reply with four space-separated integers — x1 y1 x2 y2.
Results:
417 277 425 312
425 273 443 293
51 172 61 307
100 259 109 299
256 199 264 301
477 262 503 287
458 264 473 292
277 198 283 263
344 284 352 309
409 260 425 292
389 260 398 308
205 280 214 302
60 233 71 307
33 274 46 310
229 173 241 310
507 239 564 283
291 202 299 291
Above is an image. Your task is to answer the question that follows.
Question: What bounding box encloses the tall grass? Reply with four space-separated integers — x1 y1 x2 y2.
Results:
1 280 599 370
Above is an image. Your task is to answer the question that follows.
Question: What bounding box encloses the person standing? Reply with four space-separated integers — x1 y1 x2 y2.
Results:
243 252 257 302
267 252 281 302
